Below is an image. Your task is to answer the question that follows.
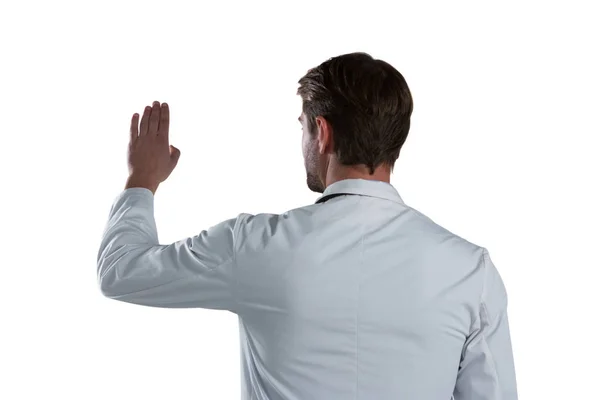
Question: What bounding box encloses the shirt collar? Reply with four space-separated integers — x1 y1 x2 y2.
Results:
315 178 404 205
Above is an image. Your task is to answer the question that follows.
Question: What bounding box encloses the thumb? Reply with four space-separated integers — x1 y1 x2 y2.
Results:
169 145 181 166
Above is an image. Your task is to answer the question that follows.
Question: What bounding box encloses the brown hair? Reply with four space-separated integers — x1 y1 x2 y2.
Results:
297 52 413 174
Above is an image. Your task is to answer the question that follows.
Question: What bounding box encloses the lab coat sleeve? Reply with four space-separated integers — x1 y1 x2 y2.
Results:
97 187 244 312
453 249 519 399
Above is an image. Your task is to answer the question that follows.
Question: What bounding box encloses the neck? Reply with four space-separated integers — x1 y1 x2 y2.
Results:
324 159 392 188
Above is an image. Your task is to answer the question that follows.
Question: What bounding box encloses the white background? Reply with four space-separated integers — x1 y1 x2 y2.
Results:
1 0 599 398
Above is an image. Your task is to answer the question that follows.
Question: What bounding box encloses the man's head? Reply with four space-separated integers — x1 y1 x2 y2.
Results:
297 52 413 193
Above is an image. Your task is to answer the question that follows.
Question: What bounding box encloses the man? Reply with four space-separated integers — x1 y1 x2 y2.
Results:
97 52 518 399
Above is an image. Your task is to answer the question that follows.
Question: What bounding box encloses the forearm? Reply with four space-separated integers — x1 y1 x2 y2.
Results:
97 188 160 286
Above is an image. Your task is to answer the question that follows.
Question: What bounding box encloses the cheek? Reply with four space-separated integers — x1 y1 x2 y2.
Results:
301 129 308 156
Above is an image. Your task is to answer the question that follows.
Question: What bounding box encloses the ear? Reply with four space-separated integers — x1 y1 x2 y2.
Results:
315 116 334 154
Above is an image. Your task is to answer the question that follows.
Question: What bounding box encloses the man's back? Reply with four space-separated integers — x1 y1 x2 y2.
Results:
235 179 518 399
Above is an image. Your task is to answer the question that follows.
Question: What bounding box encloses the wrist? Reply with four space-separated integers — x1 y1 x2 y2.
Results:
125 175 159 194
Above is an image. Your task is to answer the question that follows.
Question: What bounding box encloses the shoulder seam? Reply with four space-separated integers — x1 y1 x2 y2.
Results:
479 247 489 305
231 213 251 314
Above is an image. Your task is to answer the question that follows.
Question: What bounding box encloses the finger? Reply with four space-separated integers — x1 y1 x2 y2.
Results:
158 102 169 138
149 100 160 134
130 113 139 143
139 106 152 136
